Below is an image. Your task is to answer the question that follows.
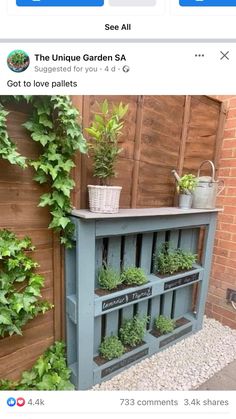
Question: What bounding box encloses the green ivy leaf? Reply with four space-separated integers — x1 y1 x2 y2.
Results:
38 193 53 208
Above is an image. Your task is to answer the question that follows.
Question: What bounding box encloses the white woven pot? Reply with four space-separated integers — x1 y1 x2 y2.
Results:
88 185 122 213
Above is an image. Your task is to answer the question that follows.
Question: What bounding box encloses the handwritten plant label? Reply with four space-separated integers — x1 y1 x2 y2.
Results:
102 287 152 311
101 348 148 378
164 273 199 291
159 325 193 348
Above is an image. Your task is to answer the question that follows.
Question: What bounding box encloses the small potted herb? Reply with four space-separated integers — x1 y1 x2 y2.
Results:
121 267 148 286
172 170 198 209
153 242 197 276
98 265 123 291
86 99 129 213
154 315 175 335
119 315 149 348
99 336 125 361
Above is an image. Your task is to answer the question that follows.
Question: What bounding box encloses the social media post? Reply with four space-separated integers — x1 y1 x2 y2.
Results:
0 43 236 418
2 0 236 39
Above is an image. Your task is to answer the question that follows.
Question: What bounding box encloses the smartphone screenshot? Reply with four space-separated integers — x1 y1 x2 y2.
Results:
0 2 235 419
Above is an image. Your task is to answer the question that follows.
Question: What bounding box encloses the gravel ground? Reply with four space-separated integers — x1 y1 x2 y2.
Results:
93 317 236 391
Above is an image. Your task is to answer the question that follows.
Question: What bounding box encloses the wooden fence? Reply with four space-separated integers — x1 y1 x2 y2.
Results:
0 95 226 381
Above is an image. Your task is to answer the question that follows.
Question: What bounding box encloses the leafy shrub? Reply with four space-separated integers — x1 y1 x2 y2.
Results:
86 100 129 185
121 267 148 286
177 174 198 194
153 242 197 275
119 315 149 347
0 341 74 390
98 266 123 290
99 336 125 360
0 229 52 337
154 315 175 335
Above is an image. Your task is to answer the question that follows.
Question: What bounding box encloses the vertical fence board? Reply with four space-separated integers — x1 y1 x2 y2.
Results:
94 317 102 355
161 292 173 318
140 233 153 274
105 311 119 337
95 238 103 287
123 235 137 267
169 229 179 248
122 305 134 322
107 237 121 272
149 296 161 330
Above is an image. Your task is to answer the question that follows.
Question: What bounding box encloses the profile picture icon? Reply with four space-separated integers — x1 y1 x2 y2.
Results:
7 50 30 73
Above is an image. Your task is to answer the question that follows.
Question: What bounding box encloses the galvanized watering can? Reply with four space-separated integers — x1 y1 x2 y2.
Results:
192 160 224 209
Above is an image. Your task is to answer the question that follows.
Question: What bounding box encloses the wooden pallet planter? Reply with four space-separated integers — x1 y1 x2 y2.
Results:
65 207 220 390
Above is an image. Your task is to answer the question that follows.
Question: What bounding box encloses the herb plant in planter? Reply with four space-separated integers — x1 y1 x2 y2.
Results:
154 315 175 335
98 265 123 291
172 170 198 209
153 242 197 276
86 99 129 213
119 315 149 348
99 336 125 361
121 267 148 286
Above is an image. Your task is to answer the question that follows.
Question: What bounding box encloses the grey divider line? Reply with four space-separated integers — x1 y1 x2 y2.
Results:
195 213 217 330
75 218 96 390
2 39 236 43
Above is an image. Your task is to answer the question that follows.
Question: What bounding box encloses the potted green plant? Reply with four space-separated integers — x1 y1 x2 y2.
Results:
99 336 125 361
153 242 197 276
86 99 128 213
172 170 198 209
119 315 149 348
154 315 175 335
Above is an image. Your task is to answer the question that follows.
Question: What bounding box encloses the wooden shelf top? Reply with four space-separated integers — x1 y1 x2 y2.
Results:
71 207 222 220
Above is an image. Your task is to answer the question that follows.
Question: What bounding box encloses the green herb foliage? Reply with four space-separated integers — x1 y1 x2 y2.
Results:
0 102 27 168
121 267 148 286
0 229 52 337
98 265 123 290
177 174 198 194
119 315 149 347
153 242 197 275
86 99 128 185
0 96 87 247
154 315 175 335
0 341 74 390
99 336 125 360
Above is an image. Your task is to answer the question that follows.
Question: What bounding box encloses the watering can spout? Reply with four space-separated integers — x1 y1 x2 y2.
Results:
171 169 181 183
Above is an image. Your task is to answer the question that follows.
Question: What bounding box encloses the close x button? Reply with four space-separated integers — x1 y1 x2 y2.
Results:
220 51 230 60
180 0 236 5
17 0 104 6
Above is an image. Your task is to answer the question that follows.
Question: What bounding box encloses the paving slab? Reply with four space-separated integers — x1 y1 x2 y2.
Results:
197 360 236 390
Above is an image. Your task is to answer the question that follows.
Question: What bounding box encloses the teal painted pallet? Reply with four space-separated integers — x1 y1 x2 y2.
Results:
65 208 219 390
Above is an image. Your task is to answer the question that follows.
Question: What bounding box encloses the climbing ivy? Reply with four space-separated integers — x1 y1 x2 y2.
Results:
0 229 52 337
0 96 87 247
0 102 27 168
0 341 74 390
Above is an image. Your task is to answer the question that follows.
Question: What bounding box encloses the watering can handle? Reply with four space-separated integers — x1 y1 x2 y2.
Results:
197 160 216 181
